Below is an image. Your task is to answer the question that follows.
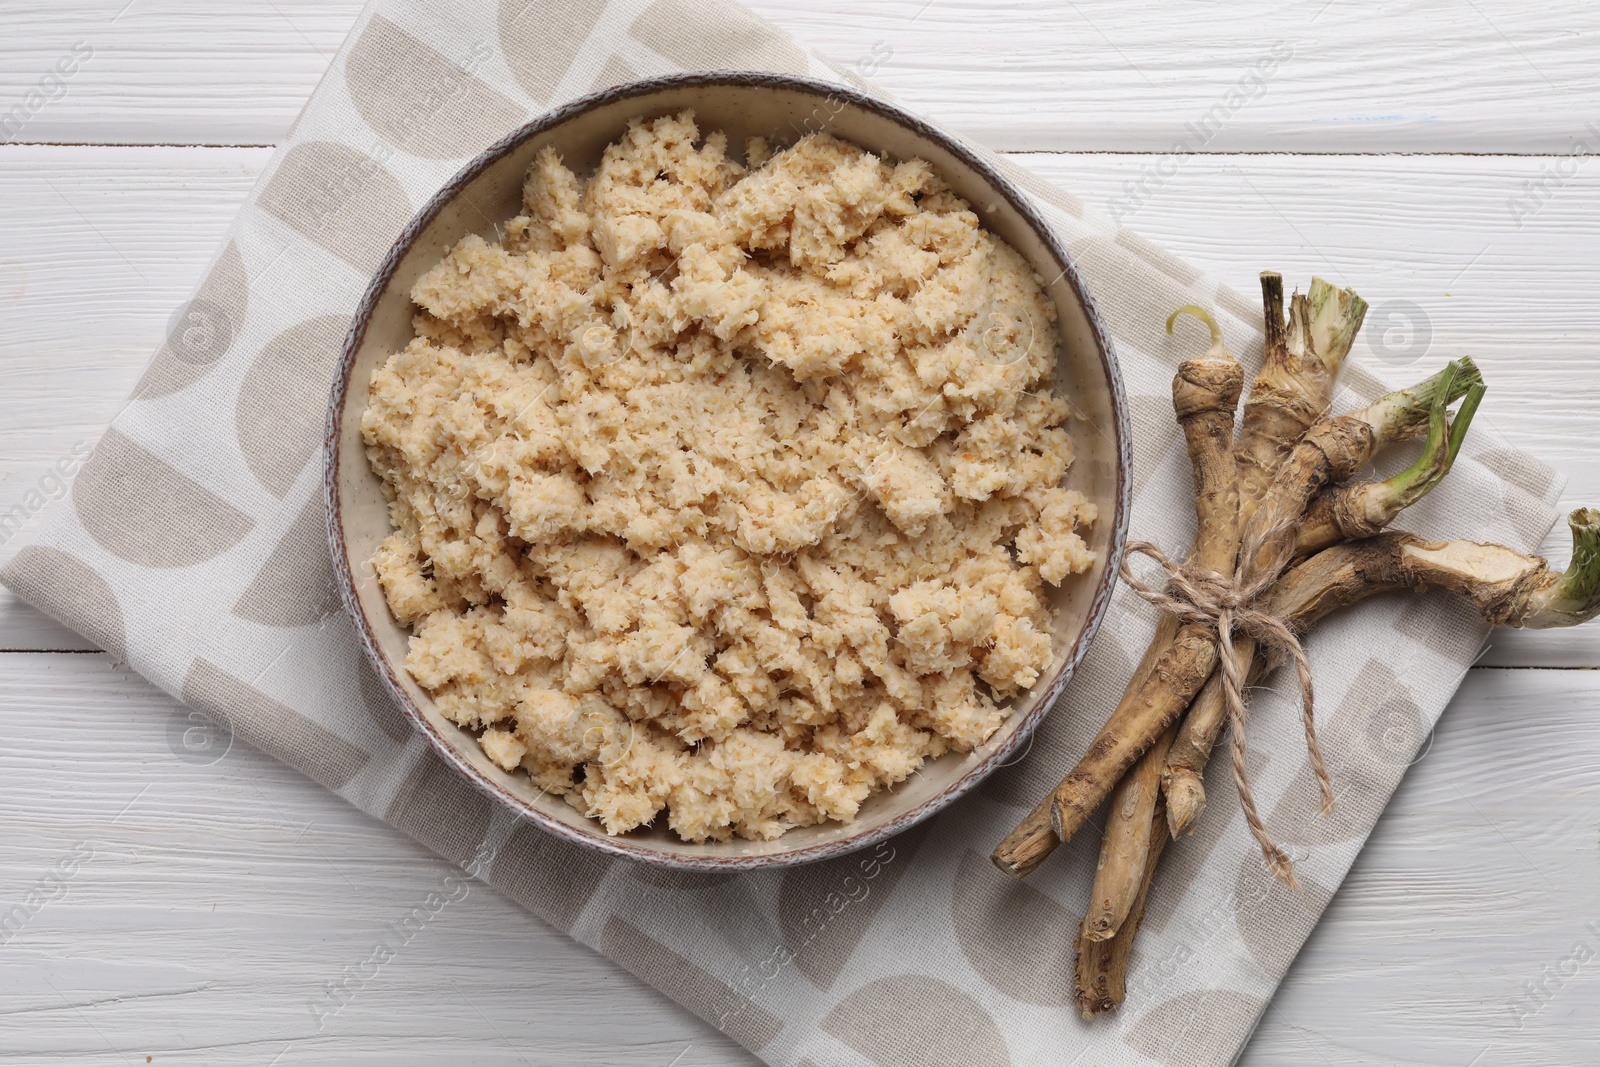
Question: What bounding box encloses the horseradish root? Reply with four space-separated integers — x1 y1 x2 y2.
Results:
1295 378 1484 559
1074 798 1171 1019
1218 362 1478 879
1250 516 1600 638
1012 270 1600 1021
1167 306 1247 579
1136 521 1598 864
1395 509 1600 628
1234 275 1368 523
991 307 1244 877
994 290 1392 877
1164 376 1487 837
1079 308 1241 936
1046 312 1244 849
1163 276 1368 836
1238 358 1484 588
1081 723 1175 942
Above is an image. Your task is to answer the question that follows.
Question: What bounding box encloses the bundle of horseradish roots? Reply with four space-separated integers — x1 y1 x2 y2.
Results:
989 273 1600 1019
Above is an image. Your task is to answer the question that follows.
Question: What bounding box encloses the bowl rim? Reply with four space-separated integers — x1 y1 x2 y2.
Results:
324 69 1132 871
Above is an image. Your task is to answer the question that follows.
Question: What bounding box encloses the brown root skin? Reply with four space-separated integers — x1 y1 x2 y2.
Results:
1062 317 1242 855
1074 917 1115 1021
1261 271 1287 364
1093 541 1425 1004
991 615 1178 879
1294 379 1485 560
1263 533 1418 628
1175 353 1245 576
1240 416 1376 584
991 309 1243 880
1046 623 1220 842
1082 724 1175 942
992 594 1224 878
1162 756 1209 837
1162 660 1235 836
1164 276 1366 840
1235 276 1368 527
1239 360 1482 589
1235 380 1325 526
1040 323 1242 858
1166 304 1245 574
1296 481 1395 558
1165 537 1433 837
1096 521 1600 1013
1075 800 1170 1020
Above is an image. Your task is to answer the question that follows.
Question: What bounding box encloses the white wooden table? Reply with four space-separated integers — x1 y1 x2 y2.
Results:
3 4 1599 1063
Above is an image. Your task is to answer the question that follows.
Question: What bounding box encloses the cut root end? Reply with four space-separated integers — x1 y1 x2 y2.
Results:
1162 771 1207 838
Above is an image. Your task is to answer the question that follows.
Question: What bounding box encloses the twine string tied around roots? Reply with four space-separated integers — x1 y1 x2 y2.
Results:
1118 539 1335 888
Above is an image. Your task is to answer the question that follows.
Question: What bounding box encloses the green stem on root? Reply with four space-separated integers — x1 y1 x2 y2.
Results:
1354 357 1484 446
1519 508 1600 627
1381 379 1483 511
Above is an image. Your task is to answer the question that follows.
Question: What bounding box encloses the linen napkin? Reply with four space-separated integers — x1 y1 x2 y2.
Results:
0 2 1564 1064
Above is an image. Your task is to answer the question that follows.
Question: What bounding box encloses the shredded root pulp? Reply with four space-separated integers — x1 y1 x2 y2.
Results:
361 110 1097 842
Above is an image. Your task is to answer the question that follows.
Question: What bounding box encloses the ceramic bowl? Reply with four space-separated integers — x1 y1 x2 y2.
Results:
326 71 1130 870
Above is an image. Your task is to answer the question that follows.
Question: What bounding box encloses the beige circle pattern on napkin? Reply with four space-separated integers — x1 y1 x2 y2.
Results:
1232 853 1334 980
629 0 809 76
237 314 354 497
497 0 609 103
231 495 342 627
1392 592 1486 666
821 974 1011 1066
345 15 527 160
73 428 254 568
257 141 413 274
951 850 1075 1007
132 242 250 402
776 822 931 991
1 547 126 662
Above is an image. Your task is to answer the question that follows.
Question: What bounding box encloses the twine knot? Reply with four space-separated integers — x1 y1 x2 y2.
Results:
1118 539 1335 888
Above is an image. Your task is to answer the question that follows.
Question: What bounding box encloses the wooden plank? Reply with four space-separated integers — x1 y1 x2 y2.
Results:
2 1 1599 153
0 654 1594 1064
1240 667 1600 1066
2 147 1598 665
0 652 754 1066
0 146 268 653
762 0 1600 154
0 0 360 146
